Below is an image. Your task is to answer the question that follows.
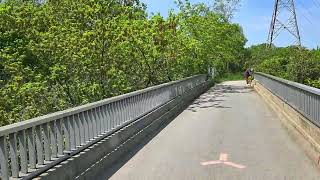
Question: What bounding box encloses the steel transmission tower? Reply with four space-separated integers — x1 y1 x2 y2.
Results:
267 0 301 47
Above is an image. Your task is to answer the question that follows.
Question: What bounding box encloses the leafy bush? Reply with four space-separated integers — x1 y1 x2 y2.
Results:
247 45 320 89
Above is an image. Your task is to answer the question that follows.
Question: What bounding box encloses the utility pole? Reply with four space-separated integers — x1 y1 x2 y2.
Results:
267 0 301 47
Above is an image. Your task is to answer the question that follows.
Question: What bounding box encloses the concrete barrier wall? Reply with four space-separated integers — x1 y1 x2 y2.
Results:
253 80 320 167
38 80 212 180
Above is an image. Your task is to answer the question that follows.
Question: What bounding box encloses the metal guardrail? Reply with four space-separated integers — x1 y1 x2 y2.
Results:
255 72 320 127
0 74 208 180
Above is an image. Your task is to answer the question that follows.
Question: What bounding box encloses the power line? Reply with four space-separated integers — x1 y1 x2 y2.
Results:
295 0 320 48
296 7 314 25
312 0 320 7
296 0 317 19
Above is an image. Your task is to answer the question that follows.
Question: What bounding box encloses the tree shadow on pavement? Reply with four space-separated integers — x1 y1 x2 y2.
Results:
187 84 253 112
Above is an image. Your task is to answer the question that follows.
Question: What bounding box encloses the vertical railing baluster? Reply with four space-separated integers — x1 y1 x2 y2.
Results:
156 90 160 107
107 104 112 131
149 93 153 110
136 95 140 116
56 119 63 156
314 96 317 122
35 125 44 165
91 109 97 138
124 99 128 123
103 106 108 132
49 121 57 158
119 101 123 125
125 99 129 122
18 130 28 174
147 93 151 111
63 117 71 153
27 128 36 169
43 123 51 162
120 101 124 124
129 97 133 120
115 101 120 126
79 112 86 145
119 100 124 124
130 97 134 120
100 106 107 133
74 114 81 147
93 108 99 136
132 96 136 119
141 94 145 113
95 107 102 137
84 111 90 142
147 92 151 112
134 95 138 118
111 103 116 129
116 102 119 127
97 107 102 134
113 102 118 127
159 89 163 105
100 107 105 134
144 93 149 113
316 96 320 125
0 136 9 180
88 110 95 140
141 94 144 115
9 133 19 178
69 115 76 151
161 89 165 103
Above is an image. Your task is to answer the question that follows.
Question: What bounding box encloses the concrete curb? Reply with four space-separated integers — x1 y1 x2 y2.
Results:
253 80 320 168
38 81 212 180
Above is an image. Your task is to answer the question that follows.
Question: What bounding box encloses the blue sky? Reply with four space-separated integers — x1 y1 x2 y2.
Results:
140 0 320 48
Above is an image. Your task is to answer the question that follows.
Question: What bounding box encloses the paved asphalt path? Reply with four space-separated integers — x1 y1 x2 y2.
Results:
104 81 320 180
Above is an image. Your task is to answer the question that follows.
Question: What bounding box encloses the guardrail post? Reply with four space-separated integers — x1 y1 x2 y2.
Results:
27 127 36 169
115 102 119 127
96 107 102 134
83 111 90 143
79 112 86 145
50 121 58 158
36 125 44 165
75 114 81 147
69 115 76 150
9 133 19 178
63 117 71 152
88 110 94 140
0 136 9 180
100 106 107 133
43 123 51 161
56 119 64 156
18 130 28 174
106 104 112 131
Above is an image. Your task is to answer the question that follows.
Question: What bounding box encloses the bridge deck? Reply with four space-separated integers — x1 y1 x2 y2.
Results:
102 81 320 179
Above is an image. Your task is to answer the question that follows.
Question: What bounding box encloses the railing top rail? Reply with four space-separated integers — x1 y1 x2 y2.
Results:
0 74 207 136
255 72 320 96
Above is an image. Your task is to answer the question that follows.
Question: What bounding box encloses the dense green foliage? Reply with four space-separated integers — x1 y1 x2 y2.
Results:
0 0 246 126
246 44 320 89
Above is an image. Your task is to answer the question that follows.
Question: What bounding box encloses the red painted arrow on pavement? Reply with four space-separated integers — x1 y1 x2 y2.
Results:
201 153 246 169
